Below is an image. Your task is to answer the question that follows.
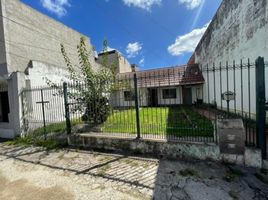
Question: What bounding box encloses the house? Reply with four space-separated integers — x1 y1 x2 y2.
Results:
0 0 101 138
97 49 133 74
110 64 204 108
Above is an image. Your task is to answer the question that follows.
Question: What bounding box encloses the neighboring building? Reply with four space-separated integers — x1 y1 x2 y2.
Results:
190 0 268 117
111 65 204 107
97 49 133 74
0 0 101 138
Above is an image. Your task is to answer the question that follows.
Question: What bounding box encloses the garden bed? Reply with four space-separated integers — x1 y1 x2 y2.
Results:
102 106 214 137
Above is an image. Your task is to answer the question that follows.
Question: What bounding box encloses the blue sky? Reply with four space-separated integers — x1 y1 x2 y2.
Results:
22 0 222 70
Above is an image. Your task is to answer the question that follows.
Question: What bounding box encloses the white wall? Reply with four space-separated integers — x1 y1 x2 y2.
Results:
110 88 148 108
191 85 203 104
194 0 268 115
157 87 182 105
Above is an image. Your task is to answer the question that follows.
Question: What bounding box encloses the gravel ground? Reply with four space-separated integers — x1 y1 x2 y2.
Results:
0 143 268 200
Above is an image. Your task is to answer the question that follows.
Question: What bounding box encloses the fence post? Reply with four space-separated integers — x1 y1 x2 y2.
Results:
63 82 71 135
40 89 47 140
255 57 266 158
134 74 141 139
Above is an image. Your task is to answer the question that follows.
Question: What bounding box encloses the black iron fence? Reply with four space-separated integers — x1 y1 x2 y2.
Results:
21 57 267 150
199 57 268 154
21 85 66 140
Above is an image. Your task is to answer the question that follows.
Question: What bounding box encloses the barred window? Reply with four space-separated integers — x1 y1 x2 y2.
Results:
124 91 135 101
162 89 177 99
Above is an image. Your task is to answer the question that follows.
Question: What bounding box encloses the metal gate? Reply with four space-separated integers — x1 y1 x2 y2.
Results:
255 57 267 158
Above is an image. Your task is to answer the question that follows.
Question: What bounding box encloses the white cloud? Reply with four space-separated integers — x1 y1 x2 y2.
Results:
168 21 210 56
40 0 71 17
126 42 142 58
122 0 161 11
178 0 202 10
139 58 145 66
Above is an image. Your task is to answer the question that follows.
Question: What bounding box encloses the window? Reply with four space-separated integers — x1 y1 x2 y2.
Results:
162 89 177 99
124 91 134 101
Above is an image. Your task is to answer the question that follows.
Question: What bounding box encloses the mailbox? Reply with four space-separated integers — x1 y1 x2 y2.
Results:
221 91 235 101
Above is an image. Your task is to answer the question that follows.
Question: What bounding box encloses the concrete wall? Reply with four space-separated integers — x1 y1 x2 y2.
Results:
193 0 268 115
0 0 7 76
0 0 101 75
69 134 265 168
195 0 268 66
97 51 132 74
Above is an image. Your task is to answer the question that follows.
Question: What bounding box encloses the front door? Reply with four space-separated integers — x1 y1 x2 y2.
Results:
148 89 158 107
183 87 192 105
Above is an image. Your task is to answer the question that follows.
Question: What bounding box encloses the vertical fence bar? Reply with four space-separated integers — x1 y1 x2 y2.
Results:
241 59 244 117
255 57 266 158
220 62 223 110
213 63 217 143
233 60 237 114
63 82 71 135
226 62 229 116
40 89 47 140
134 73 141 139
20 90 27 134
201 64 204 101
207 65 210 117
248 58 251 119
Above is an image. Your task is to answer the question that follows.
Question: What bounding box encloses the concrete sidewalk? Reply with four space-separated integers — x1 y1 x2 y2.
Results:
0 143 267 200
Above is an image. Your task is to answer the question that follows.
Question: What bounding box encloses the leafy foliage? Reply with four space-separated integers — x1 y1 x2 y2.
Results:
47 37 117 124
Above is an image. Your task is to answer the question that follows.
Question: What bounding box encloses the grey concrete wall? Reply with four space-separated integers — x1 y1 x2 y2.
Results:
97 51 132 74
193 0 268 115
0 0 101 75
0 0 7 76
68 134 264 168
194 0 268 66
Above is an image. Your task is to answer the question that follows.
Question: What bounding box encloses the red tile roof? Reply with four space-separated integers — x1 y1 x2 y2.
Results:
117 64 204 88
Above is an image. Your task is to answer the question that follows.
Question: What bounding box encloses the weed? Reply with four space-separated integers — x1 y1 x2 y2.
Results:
223 174 236 182
229 190 238 200
97 164 111 176
261 168 268 175
58 152 65 160
180 169 197 177
223 167 244 182
5 136 67 150
255 173 268 185
229 167 244 177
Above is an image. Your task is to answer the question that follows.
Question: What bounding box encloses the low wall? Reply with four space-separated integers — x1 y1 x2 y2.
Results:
68 134 264 169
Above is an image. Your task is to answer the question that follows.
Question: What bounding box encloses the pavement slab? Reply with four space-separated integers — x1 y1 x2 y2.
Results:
0 143 267 200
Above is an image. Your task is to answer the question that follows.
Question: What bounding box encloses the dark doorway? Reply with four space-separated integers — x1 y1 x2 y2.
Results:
0 91 10 122
148 88 158 107
183 87 192 105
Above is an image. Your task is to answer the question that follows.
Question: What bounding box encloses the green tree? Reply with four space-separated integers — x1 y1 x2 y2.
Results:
48 37 116 124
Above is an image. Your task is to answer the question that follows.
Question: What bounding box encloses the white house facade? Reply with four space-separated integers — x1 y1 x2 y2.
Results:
111 65 204 108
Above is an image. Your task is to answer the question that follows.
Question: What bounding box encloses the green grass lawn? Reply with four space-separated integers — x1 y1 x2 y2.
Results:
102 106 214 137
29 106 214 138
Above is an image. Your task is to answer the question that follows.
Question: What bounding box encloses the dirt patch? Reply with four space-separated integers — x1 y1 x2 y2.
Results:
0 172 74 200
